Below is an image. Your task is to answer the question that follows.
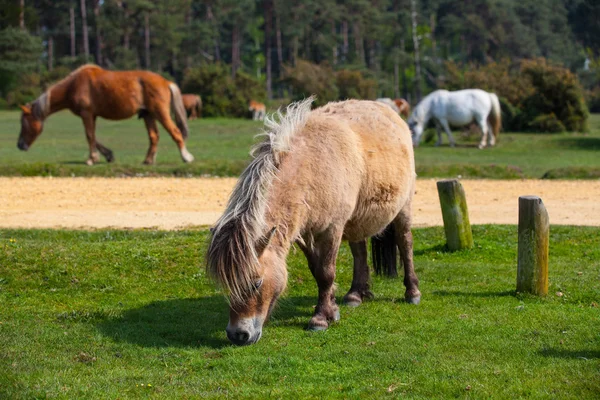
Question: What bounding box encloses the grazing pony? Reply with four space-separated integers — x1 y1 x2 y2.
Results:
407 89 501 149
248 100 266 121
17 64 193 165
182 94 202 120
207 98 420 345
394 98 411 119
376 98 411 119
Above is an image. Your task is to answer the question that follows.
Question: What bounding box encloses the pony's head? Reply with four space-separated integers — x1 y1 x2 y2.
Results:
208 226 288 345
17 104 45 151
407 113 424 147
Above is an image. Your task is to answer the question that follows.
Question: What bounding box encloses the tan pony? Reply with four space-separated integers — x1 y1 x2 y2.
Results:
207 97 421 345
182 94 202 120
17 64 193 165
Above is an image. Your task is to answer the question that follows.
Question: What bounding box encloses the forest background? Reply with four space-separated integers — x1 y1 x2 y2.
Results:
0 0 599 131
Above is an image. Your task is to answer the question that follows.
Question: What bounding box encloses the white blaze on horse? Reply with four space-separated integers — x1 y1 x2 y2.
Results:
207 97 420 345
407 89 501 149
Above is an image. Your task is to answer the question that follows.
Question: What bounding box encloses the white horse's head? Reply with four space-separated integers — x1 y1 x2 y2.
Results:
407 112 424 147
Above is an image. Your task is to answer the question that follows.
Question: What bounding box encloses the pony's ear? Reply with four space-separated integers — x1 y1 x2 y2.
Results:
20 105 32 115
256 227 277 257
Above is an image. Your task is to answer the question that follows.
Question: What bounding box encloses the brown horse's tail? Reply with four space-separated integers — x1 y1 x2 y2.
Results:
488 93 501 140
371 224 398 277
169 83 189 140
196 95 202 118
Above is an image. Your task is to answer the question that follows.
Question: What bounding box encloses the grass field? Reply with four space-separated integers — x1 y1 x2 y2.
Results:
1 226 598 398
1 110 599 179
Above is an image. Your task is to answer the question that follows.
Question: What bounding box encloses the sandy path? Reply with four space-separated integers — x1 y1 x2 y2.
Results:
0 177 599 229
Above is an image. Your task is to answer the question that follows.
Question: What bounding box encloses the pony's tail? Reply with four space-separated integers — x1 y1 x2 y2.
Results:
196 95 202 118
371 224 398 277
488 93 501 140
169 83 189 140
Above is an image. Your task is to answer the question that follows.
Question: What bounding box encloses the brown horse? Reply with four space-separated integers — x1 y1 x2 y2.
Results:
248 99 266 121
17 64 193 165
394 98 411 119
182 94 202 120
207 98 420 345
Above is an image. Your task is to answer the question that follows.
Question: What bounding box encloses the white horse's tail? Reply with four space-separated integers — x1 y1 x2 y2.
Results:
488 93 501 139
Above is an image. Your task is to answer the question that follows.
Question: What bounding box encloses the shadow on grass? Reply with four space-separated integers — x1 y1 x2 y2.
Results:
431 290 515 298
96 296 230 349
414 244 449 256
96 295 323 348
557 137 600 151
539 348 600 359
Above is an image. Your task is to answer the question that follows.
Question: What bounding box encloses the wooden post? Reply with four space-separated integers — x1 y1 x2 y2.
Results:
437 179 473 251
517 196 549 296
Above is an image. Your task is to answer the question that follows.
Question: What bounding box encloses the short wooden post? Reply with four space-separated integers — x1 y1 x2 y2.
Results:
517 196 549 296
437 179 473 251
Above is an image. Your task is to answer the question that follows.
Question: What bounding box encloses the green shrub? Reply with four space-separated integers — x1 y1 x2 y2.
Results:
442 58 589 133
182 64 265 118
284 60 338 106
585 87 600 113
0 28 42 97
336 69 377 100
6 72 41 107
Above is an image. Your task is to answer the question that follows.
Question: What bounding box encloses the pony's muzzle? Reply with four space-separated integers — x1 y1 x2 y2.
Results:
226 318 263 346
17 137 28 151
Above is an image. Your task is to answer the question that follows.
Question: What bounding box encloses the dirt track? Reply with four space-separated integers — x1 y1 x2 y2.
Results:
1 177 599 229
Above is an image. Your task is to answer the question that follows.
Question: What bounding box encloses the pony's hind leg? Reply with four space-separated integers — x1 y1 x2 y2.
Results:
142 114 160 165
155 110 194 163
343 240 374 307
394 204 421 304
95 141 114 163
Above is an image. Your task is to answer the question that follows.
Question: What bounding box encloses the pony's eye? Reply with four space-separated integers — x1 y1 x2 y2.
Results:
253 278 263 290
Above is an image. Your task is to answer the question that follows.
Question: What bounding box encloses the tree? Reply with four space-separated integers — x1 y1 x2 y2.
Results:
0 27 42 95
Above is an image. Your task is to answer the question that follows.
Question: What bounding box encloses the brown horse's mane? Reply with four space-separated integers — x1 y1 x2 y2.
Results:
207 97 314 305
31 64 101 120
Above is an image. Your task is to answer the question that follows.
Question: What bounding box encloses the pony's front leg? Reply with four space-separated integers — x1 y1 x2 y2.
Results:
343 240 374 307
439 119 456 147
142 115 160 164
81 112 100 165
477 118 489 149
434 122 443 146
307 229 343 331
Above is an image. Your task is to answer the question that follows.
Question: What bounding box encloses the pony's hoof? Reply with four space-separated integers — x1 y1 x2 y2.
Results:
333 309 340 322
143 159 155 165
307 316 329 331
478 144 485 149
343 293 362 308
86 158 95 166
181 149 194 163
405 295 421 305
105 153 115 163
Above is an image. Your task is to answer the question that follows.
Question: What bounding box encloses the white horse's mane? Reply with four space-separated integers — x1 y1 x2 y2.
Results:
207 96 314 305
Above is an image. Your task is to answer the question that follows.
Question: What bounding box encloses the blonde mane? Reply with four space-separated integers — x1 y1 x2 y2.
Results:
207 96 314 305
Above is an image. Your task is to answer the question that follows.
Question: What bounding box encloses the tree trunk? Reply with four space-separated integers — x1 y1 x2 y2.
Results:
80 0 90 61
394 49 400 98
265 0 273 100
19 0 25 30
232 25 240 78
70 5 76 57
331 20 338 65
353 22 365 65
341 20 349 63
93 0 102 66
48 36 54 71
144 12 151 69
206 5 220 62
275 12 283 77
410 0 422 101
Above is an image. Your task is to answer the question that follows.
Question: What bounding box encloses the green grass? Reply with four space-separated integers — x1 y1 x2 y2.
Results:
1 110 600 179
1 226 598 398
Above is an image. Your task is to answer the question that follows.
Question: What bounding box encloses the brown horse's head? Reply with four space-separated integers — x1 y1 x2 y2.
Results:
209 226 287 345
17 104 44 151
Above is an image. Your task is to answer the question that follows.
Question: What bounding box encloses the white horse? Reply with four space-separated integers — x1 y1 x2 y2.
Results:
407 89 501 149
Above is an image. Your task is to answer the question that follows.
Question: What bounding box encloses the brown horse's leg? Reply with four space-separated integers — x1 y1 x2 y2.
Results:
343 240 374 307
142 115 160 165
95 142 114 162
155 110 194 163
305 227 343 331
81 112 100 166
394 202 421 304
189 107 197 120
